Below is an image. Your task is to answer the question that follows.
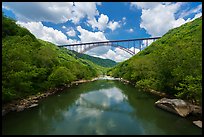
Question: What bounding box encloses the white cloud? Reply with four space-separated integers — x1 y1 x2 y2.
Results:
75 26 141 62
128 28 134 33
102 48 133 62
131 2 202 37
87 14 109 31
87 13 122 32
130 2 161 9
66 28 76 37
62 26 66 29
173 12 202 28
76 26 110 55
193 12 202 19
122 17 127 25
77 26 108 43
16 21 78 45
179 4 202 18
71 2 101 24
3 2 73 23
3 2 101 24
108 21 121 31
139 2 182 36
91 46 140 62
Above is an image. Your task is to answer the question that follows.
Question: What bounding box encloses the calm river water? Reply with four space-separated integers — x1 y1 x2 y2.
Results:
2 79 202 135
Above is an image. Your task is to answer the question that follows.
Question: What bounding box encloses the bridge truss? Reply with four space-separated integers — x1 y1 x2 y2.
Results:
58 37 161 55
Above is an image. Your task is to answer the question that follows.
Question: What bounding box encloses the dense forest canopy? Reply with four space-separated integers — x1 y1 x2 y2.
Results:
71 50 117 68
108 17 202 105
2 13 106 103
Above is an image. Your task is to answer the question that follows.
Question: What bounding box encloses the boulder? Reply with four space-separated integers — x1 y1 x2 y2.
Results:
27 103 38 108
193 120 202 128
189 104 202 117
155 98 192 117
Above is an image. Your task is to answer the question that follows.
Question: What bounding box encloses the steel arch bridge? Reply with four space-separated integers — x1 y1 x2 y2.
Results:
58 37 161 55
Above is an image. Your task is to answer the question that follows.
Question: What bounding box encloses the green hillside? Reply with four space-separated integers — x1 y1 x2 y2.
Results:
70 50 117 68
107 17 202 105
2 14 101 103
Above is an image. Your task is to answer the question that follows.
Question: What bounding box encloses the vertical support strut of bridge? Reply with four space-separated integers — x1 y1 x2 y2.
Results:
147 39 149 47
139 40 142 51
133 40 135 54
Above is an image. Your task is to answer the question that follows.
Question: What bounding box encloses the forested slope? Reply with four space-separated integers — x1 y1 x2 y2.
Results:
2 14 100 103
107 17 202 105
71 50 117 68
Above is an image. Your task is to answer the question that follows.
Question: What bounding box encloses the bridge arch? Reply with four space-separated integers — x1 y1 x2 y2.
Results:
80 43 135 55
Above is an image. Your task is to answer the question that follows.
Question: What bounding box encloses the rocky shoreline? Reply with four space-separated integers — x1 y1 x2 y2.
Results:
2 78 98 116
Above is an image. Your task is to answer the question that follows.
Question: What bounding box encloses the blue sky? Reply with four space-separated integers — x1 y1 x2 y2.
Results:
2 2 202 62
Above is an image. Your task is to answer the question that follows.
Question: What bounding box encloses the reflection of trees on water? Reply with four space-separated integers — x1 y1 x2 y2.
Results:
112 81 201 135
3 80 201 135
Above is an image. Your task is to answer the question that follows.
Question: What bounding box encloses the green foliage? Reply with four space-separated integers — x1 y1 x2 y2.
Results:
175 76 202 104
48 67 76 87
108 17 202 105
71 50 117 67
2 13 100 103
2 13 35 39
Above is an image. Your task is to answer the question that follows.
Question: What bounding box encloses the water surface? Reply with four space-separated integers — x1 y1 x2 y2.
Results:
2 80 202 135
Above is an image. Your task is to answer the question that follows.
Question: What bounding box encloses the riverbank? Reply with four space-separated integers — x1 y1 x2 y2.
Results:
2 76 126 116
108 76 202 128
2 77 100 116
2 75 202 128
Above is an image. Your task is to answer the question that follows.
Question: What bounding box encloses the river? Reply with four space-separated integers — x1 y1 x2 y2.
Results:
2 79 202 135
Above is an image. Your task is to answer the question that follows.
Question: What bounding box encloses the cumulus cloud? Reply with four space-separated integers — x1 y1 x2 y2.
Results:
101 47 134 62
87 46 140 62
16 21 79 45
108 21 121 31
71 2 101 24
87 14 109 31
3 2 101 24
130 2 202 37
76 26 110 55
87 13 121 32
77 26 108 43
66 28 76 37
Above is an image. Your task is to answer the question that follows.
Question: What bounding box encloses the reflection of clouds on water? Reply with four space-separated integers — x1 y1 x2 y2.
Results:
47 86 145 135
54 87 139 135
77 87 128 109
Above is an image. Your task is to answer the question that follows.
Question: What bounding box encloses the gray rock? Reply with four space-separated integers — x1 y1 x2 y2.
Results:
193 120 202 128
16 105 25 112
190 104 202 116
2 109 7 116
155 98 192 117
28 104 38 108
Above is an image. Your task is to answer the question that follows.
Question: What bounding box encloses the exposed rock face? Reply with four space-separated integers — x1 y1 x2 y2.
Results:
155 98 192 117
